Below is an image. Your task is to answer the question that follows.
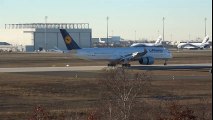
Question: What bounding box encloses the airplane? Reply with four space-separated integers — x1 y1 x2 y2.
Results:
130 35 163 47
48 47 64 53
60 29 172 67
177 35 210 50
98 38 106 44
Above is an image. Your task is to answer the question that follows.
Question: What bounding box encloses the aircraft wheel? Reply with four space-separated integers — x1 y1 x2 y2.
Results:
122 64 131 67
164 60 168 66
108 64 116 67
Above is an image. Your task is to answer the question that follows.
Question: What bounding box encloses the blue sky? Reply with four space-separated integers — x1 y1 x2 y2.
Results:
0 0 212 41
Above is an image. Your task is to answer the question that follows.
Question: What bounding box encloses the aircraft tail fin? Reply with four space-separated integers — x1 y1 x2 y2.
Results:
202 35 210 44
99 38 106 43
155 35 163 45
60 29 81 50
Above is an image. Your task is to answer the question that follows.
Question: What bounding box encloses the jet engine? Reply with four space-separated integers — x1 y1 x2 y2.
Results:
139 57 155 65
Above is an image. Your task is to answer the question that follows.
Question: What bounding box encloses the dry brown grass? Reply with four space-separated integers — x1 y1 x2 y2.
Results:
0 69 212 119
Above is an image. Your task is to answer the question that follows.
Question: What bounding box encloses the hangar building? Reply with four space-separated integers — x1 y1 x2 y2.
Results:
1 23 92 51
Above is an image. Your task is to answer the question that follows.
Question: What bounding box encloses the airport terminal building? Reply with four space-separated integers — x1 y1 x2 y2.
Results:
1 23 92 51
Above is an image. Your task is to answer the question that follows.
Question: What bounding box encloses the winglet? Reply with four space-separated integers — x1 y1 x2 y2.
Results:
60 29 81 50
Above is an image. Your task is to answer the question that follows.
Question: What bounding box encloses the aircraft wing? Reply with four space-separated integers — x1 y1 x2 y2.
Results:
119 49 148 63
49 47 71 53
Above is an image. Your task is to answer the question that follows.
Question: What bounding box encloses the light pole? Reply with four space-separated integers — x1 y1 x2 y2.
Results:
107 16 109 47
163 17 165 41
205 17 207 37
45 16 48 50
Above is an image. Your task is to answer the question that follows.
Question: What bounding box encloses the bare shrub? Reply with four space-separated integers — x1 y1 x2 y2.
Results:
28 105 51 120
98 67 151 120
87 111 99 120
27 105 87 120
197 97 212 120
158 101 197 120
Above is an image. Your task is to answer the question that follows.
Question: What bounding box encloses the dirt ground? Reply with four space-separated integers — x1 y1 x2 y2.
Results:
0 49 212 119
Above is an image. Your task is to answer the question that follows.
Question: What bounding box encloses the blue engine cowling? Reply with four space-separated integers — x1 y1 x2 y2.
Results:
139 57 155 65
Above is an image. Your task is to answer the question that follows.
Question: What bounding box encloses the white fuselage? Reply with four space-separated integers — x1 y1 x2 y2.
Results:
130 43 163 47
131 36 163 47
177 35 210 49
177 42 210 49
71 47 172 62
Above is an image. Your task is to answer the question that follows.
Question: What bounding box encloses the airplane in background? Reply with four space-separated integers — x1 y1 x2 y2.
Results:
130 35 163 47
48 47 64 53
98 38 106 44
177 35 210 50
60 29 172 67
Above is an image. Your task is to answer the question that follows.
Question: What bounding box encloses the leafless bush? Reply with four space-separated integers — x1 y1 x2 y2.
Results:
157 101 197 120
98 67 151 120
87 111 100 120
197 97 212 120
28 105 51 120
27 105 87 120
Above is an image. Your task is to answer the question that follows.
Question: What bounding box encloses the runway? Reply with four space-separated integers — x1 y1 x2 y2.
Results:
130 63 212 70
0 63 212 73
0 66 105 73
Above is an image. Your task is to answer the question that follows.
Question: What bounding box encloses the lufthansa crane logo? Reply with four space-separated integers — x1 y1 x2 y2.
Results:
65 36 72 44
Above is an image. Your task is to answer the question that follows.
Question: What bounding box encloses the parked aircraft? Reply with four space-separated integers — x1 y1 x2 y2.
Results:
177 35 210 49
60 29 172 67
131 35 163 47
48 47 64 53
98 38 106 44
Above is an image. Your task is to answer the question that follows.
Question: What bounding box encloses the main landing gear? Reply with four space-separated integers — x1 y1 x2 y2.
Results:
108 63 116 67
108 63 131 67
164 60 168 66
122 64 131 67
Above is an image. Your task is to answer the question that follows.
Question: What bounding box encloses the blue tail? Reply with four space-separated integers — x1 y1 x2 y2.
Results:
60 29 81 50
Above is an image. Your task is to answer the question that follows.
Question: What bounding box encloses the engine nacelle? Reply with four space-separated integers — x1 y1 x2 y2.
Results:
139 57 155 65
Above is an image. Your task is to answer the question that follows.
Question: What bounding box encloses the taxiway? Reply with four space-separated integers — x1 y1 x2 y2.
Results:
0 63 211 73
